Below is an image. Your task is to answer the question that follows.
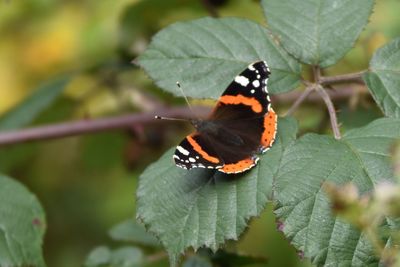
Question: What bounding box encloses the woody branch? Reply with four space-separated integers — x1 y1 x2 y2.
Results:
0 70 366 146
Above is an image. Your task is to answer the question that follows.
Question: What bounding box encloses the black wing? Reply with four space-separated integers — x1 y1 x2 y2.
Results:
210 61 271 120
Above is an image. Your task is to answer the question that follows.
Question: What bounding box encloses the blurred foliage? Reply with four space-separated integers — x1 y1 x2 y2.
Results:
0 0 399 266
0 174 46 267
324 180 400 266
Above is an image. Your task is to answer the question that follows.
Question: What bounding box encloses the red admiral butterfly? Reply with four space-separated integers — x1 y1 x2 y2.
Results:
171 61 277 174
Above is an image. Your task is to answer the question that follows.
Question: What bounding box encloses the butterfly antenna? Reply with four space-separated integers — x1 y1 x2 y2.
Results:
154 82 198 122
176 82 196 117
154 116 189 122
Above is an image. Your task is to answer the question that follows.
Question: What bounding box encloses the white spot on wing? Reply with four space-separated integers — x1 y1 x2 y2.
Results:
248 65 255 71
250 89 255 94
252 80 260 87
189 157 196 162
177 146 189 156
235 75 249 87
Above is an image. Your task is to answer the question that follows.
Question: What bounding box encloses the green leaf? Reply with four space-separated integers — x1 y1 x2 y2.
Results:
110 247 143 267
136 117 298 265
84 246 143 267
0 76 70 131
363 37 400 118
262 0 374 67
109 219 160 247
0 174 46 267
274 118 400 266
137 17 301 97
84 246 111 267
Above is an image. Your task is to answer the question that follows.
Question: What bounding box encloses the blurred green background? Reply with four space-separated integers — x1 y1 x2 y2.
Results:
0 0 399 266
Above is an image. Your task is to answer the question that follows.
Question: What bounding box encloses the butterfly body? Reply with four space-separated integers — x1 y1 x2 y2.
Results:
173 61 278 174
191 119 244 146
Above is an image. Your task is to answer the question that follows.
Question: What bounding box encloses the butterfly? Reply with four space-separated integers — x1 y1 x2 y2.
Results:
172 61 277 174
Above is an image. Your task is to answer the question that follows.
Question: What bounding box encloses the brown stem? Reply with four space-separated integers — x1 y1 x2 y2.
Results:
320 71 366 85
285 86 315 116
272 85 367 104
313 65 321 83
316 86 341 139
0 106 211 146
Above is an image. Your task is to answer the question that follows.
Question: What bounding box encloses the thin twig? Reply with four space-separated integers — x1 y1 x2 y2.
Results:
316 86 341 139
285 86 316 116
0 106 211 146
272 84 367 104
320 71 366 85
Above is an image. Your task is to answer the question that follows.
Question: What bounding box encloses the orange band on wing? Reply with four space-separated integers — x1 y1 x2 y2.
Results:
187 135 220 164
261 109 277 148
220 157 257 173
219 94 263 113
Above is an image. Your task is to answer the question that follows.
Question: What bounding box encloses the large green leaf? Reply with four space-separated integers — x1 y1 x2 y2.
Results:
0 174 46 267
274 118 400 266
136 117 298 265
137 17 301 97
0 76 70 131
262 0 374 67
363 37 400 118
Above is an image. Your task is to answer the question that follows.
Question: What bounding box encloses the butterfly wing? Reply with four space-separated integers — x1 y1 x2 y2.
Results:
209 61 278 173
211 61 271 120
209 60 278 154
173 61 277 174
173 133 223 170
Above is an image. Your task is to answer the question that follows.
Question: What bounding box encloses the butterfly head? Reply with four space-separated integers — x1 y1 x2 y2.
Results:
190 119 220 134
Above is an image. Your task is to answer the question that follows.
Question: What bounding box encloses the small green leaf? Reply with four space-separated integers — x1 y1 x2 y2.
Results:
0 174 46 267
0 76 70 130
363 37 400 118
136 117 298 265
84 246 111 267
262 0 374 67
137 17 301 97
110 247 143 267
84 246 143 267
274 118 400 266
109 219 160 247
